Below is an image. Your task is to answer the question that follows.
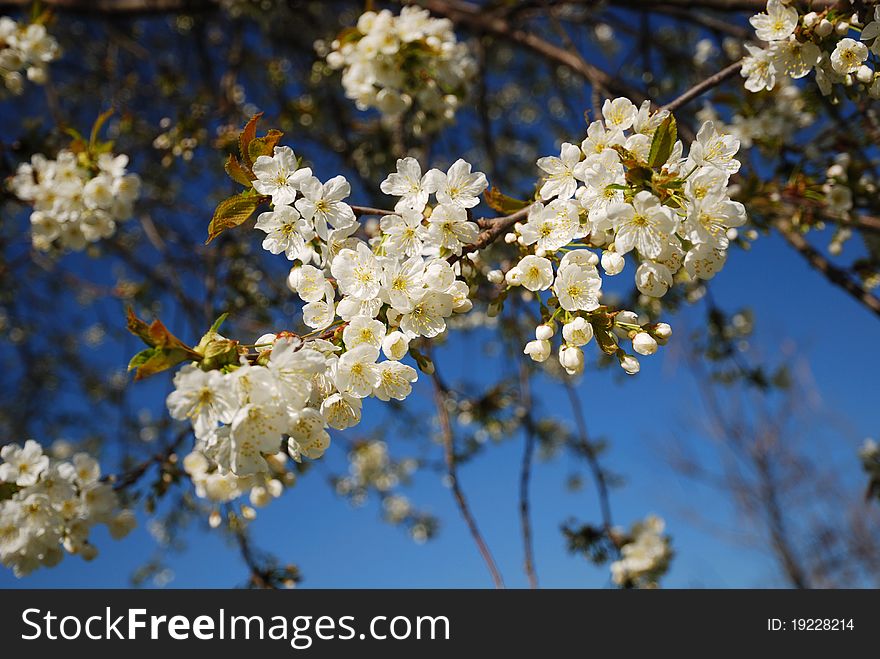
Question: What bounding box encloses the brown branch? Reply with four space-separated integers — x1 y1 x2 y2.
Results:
776 218 880 318
350 205 397 217
418 0 648 104
518 363 539 588
451 205 531 264
661 60 744 113
430 371 506 588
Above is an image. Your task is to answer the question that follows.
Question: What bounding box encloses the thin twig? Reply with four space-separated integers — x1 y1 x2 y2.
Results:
661 60 743 113
518 364 539 588
430 371 506 588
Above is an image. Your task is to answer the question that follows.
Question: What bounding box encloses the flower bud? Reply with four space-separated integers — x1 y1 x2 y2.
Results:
487 269 504 284
815 19 833 37
255 333 276 352
535 324 555 341
653 322 673 341
250 486 271 508
618 352 640 375
558 345 584 375
504 232 518 244
856 64 874 84
835 21 850 36
524 339 551 362
632 332 658 356
382 331 410 361
601 250 625 275
505 267 523 286
562 317 594 346
802 11 818 28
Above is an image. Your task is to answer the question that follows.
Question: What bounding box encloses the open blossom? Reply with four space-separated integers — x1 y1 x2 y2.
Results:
426 203 479 255
610 516 673 588
688 121 741 174
602 97 637 131
519 200 580 251
681 193 746 250
1 440 133 577
254 205 314 260
0 17 59 95
381 157 431 212
606 191 678 259
332 242 382 300
515 255 554 291
424 159 487 209
167 365 237 439
537 142 582 201
380 211 428 257
741 44 777 92
830 38 869 74
553 262 602 312
252 146 312 206
295 175 356 241
749 0 797 42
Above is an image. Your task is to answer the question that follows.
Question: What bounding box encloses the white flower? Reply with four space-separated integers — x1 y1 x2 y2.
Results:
331 242 382 300
681 193 746 249
559 345 584 375
830 38 869 74
684 243 727 280
335 344 381 398
602 97 637 130
373 360 418 401
0 440 49 487
749 0 798 42
770 37 821 79
606 191 678 259
689 121 741 174
741 44 777 92
426 203 479 254
320 393 362 430
632 332 657 356
380 157 431 212
398 289 454 338
519 200 580 251
580 120 625 158
424 159 487 209
635 261 673 298
516 255 554 291
342 314 387 349
380 211 428 257
302 299 336 329
562 317 594 346
289 264 328 303
537 142 582 200
295 175 357 240
166 365 237 439
381 255 425 312
553 263 602 312
573 149 625 231
267 339 326 408
600 250 625 275
524 339 551 362
252 146 312 206
381 330 410 360
288 408 331 461
229 402 289 475
254 205 314 260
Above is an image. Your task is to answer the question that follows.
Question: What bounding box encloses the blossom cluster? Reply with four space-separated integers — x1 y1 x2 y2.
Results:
609 515 673 588
698 79 814 151
0 16 59 95
167 144 487 496
743 0 880 97
502 97 743 375
323 7 475 133
860 438 880 502
0 440 135 577
9 149 142 252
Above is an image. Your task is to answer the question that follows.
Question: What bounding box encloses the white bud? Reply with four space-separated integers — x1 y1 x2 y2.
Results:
826 163 845 178
558 345 584 375
802 11 818 28
382 331 410 360
487 269 504 284
80 543 99 562
562 317 594 346
524 339 551 362
835 21 849 36
255 333 276 352
618 352 640 375
815 19 833 37
856 64 874 84
601 250 625 275
505 267 523 286
504 232 518 244
653 322 673 340
535 324 555 341
535 247 547 258
249 486 271 508
725 227 738 242
286 266 301 292
632 332 658 356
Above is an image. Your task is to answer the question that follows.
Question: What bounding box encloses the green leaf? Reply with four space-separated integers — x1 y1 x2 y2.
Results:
647 114 677 169
125 308 202 380
224 154 254 187
89 109 114 151
484 187 530 215
247 129 283 164
238 112 263 170
209 313 229 335
594 327 619 356
127 346 194 381
205 192 267 245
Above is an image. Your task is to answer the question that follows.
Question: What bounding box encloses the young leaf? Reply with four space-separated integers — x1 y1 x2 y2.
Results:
205 192 267 244
224 154 254 187
125 308 202 380
247 129 283 164
127 346 195 381
647 114 677 169
89 109 114 151
238 112 264 170
484 187 530 215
